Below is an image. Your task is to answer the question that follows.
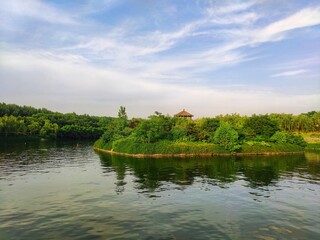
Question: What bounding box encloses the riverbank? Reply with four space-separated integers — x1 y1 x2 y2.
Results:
302 133 320 150
94 147 304 158
306 143 320 150
94 138 305 158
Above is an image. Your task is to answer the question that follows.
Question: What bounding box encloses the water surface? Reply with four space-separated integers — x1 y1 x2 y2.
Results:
0 140 319 239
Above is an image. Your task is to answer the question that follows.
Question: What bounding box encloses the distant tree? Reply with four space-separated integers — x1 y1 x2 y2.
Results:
196 118 220 142
40 120 58 138
171 117 189 141
216 113 246 129
117 106 128 131
27 121 41 135
214 124 241 152
244 115 279 140
0 115 26 136
270 131 306 147
118 106 128 121
134 114 172 143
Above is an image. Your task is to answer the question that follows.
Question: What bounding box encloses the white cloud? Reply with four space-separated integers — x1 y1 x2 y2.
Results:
209 12 259 25
1 49 319 117
206 2 255 15
1 0 76 25
271 69 309 78
252 7 320 43
57 4 320 82
272 57 320 70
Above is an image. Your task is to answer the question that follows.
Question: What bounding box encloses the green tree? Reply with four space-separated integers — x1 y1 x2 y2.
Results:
40 120 59 138
196 118 220 142
244 114 279 140
134 114 172 143
0 115 26 136
27 121 41 135
214 124 241 152
171 117 189 141
117 106 128 132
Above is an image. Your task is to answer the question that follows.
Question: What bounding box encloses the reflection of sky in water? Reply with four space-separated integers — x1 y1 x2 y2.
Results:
0 142 319 239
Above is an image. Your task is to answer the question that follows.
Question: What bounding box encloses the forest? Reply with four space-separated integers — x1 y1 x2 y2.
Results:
0 102 113 139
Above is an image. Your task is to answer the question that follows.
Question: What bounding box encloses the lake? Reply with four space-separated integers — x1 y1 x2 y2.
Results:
0 140 319 239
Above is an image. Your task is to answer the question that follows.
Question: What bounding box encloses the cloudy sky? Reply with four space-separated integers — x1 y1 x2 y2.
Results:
0 0 319 118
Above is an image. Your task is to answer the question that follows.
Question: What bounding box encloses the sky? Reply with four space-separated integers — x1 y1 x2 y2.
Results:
0 0 320 118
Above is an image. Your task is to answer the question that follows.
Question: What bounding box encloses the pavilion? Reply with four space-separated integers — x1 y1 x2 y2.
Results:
174 109 194 119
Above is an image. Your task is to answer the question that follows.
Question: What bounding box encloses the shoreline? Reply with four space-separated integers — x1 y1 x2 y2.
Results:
94 147 305 158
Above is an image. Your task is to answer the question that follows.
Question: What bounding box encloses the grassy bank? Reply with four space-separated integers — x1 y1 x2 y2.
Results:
94 138 304 156
301 132 320 149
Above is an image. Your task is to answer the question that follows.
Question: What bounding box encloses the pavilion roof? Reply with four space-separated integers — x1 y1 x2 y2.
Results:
174 109 193 117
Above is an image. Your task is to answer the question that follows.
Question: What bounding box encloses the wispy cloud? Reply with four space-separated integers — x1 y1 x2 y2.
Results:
1 0 319 116
206 2 255 15
51 2 320 80
272 57 320 70
1 0 77 25
1 49 318 117
271 69 309 78
206 1 258 25
252 7 320 43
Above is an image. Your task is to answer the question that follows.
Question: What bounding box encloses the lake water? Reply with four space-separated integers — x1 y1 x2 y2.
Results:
0 140 319 239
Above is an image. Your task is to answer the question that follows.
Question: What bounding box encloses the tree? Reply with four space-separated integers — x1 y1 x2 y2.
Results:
214 124 241 152
134 114 172 143
40 120 58 138
270 131 306 147
27 121 41 135
244 115 279 140
118 106 127 121
171 117 189 141
196 118 220 142
117 106 128 131
0 115 26 136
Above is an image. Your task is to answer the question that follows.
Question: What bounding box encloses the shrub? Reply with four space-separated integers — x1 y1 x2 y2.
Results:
270 131 307 147
244 114 279 139
213 124 241 152
270 131 287 144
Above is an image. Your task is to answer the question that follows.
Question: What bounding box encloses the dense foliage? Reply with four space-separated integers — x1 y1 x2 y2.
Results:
1 102 318 151
0 102 113 139
96 108 316 154
213 124 241 152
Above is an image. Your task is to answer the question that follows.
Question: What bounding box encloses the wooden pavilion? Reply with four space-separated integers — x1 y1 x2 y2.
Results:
174 109 193 119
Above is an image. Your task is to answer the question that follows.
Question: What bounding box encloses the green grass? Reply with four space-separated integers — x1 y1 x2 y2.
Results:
111 139 228 154
300 132 320 144
241 142 304 153
95 137 305 155
306 143 320 149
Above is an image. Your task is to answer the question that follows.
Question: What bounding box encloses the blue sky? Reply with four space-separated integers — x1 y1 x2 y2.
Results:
0 0 319 118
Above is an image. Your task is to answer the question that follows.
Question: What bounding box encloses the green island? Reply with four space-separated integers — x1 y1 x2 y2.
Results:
94 107 320 157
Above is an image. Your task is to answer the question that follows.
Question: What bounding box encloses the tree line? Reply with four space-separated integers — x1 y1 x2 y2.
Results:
100 109 315 152
0 102 113 139
0 103 319 144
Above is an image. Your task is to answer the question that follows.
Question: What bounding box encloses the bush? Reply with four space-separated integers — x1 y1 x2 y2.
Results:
244 115 279 139
270 131 287 144
270 131 307 147
213 124 241 152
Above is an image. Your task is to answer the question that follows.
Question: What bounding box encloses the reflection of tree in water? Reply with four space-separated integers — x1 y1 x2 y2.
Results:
98 153 127 194
240 155 306 188
98 153 309 194
0 140 94 179
304 151 320 179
